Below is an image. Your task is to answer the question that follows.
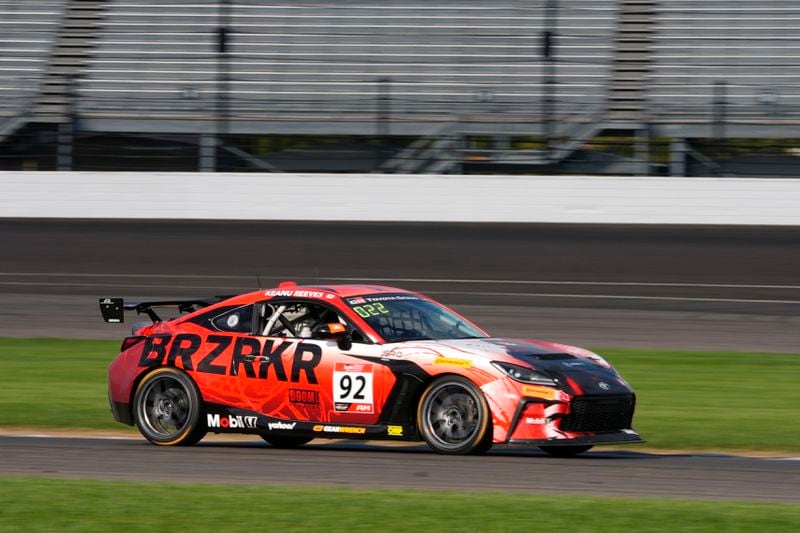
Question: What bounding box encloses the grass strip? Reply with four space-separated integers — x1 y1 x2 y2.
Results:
1 477 799 533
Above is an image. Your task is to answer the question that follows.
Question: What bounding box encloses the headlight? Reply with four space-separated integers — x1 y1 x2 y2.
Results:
492 361 557 386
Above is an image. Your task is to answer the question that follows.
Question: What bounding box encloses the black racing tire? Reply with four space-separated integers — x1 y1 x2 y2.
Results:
417 375 493 455
259 435 314 448
539 445 594 458
133 367 207 446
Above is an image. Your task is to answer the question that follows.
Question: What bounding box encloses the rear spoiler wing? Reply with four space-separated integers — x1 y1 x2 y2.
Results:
99 297 230 323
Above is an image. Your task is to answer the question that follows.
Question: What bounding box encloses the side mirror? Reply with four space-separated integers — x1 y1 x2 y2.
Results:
314 322 352 351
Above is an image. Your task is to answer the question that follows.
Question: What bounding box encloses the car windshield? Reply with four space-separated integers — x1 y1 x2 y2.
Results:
344 293 486 343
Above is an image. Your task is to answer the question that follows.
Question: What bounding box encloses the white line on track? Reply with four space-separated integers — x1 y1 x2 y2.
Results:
425 291 800 305
6 434 135 441
3 434 798 460
0 281 251 290
0 282 799 305
0 272 798 290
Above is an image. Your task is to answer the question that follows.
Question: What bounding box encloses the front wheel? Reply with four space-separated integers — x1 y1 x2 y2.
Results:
260 435 313 448
417 375 493 455
133 367 207 446
539 445 593 457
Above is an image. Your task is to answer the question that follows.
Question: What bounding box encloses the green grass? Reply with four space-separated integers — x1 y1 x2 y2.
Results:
0 338 798 451
0 477 798 532
600 349 800 452
0 338 126 430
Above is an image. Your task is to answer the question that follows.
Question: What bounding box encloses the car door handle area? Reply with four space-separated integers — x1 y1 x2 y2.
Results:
243 355 270 363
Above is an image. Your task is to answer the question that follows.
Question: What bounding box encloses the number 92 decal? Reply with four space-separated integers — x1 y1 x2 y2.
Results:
333 363 374 413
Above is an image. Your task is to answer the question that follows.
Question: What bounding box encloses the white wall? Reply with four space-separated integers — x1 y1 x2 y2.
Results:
1 171 799 225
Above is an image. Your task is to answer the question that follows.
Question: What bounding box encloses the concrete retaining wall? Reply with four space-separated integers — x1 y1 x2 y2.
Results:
1 171 798 225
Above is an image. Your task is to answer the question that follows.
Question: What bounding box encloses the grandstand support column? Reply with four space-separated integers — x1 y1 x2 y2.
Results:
376 77 392 170
56 122 73 171
712 81 727 147
634 126 650 176
56 75 76 171
541 0 558 164
670 138 687 177
199 134 216 172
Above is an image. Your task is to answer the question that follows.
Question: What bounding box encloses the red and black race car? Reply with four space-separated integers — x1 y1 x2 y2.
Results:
102 283 642 456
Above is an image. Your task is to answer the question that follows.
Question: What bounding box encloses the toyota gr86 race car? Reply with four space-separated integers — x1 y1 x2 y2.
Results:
101 283 642 456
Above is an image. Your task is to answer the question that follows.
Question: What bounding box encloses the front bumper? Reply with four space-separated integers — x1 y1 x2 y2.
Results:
505 393 640 444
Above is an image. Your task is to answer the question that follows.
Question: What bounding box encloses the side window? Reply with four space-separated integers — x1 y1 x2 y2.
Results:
254 300 368 343
211 304 254 333
265 301 342 338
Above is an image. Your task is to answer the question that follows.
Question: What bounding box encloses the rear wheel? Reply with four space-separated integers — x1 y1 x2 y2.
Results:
260 435 313 448
417 375 493 455
133 367 206 446
539 445 593 458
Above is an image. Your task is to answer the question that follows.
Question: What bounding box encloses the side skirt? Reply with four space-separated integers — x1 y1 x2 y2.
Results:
204 403 420 442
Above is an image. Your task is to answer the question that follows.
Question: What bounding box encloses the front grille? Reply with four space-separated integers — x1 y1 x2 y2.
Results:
559 395 635 433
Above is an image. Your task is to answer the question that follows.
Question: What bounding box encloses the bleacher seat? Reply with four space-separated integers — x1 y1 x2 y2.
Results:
76 0 616 128
650 0 800 122
0 1 66 117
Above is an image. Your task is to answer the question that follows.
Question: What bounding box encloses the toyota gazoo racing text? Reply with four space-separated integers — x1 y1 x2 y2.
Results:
102 283 642 456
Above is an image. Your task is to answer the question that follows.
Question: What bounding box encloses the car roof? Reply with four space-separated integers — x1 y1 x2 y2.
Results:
226 283 416 305
296 284 412 298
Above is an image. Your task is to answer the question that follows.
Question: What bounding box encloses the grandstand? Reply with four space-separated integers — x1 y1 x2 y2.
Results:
0 1 66 135
652 0 800 124
2 0 800 174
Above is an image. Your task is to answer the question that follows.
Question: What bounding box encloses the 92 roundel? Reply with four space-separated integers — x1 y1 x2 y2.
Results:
103 283 643 456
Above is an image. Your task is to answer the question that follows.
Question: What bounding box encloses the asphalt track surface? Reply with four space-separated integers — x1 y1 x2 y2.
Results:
1 219 799 350
1 220 799 501
2 435 799 502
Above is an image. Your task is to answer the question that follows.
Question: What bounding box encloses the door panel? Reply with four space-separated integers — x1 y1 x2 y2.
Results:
235 337 392 424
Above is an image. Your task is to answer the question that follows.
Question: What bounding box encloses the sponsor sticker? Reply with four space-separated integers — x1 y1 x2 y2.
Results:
265 289 334 300
433 357 472 368
289 388 320 405
387 425 403 437
525 417 547 425
267 421 296 431
137 335 322 385
312 425 366 435
358 295 420 303
207 414 258 429
333 403 374 414
521 385 558 401
382 346 442 360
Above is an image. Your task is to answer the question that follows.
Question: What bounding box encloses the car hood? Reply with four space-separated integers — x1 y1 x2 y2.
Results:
412 337 631 395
